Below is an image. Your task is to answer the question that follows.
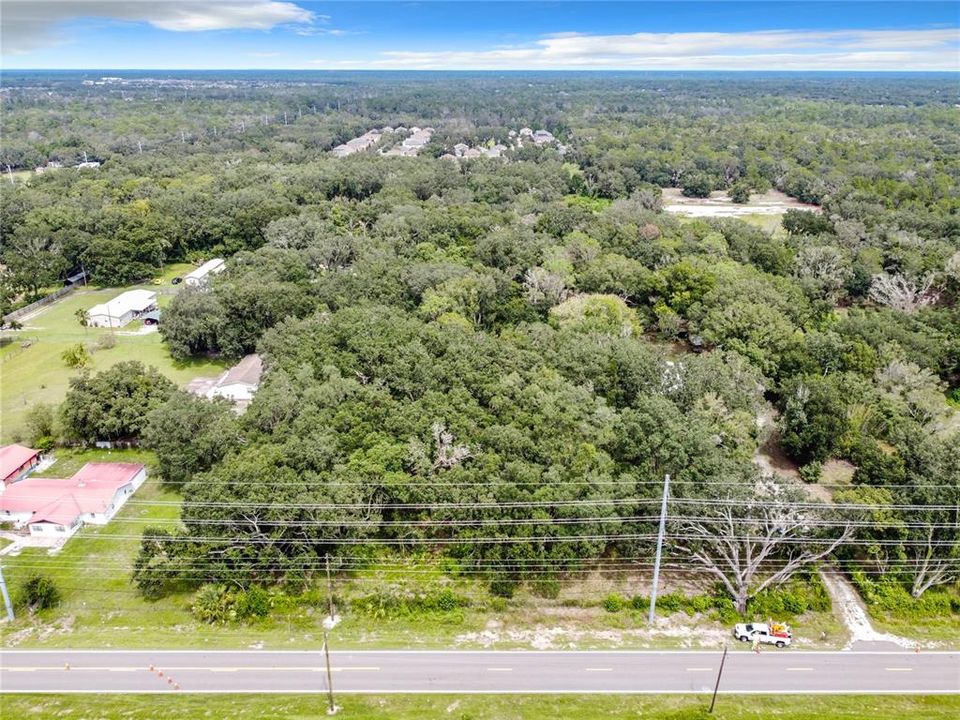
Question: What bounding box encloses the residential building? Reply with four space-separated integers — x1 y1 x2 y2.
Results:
209 353 263 404
86 289 157 328
0 462 146 538
0 444 41 487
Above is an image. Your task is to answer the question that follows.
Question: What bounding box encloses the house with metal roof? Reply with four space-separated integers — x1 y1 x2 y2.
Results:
86 289 157 328
0 462 146 539
0 444 41 488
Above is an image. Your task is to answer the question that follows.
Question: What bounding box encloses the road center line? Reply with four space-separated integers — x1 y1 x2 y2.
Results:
686 667 713 672
585 667 613 672
486 667 513 672
786 667 813 671
885 667 914 672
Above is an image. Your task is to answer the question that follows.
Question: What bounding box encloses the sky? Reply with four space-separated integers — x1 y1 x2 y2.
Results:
1 1 958 71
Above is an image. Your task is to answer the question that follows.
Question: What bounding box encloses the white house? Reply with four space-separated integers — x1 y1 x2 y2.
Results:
86 289 157 328
209 353 263 403
0 462 146 539
184 258 226 287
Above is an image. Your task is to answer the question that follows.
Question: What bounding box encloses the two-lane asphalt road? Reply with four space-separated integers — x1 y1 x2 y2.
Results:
2 650 958 694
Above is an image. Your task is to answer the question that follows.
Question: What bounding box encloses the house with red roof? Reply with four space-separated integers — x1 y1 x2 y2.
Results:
0 462 146 539
0 444 41 488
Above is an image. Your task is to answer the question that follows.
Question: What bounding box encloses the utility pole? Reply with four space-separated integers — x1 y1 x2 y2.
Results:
322 630 337 714
325 554 335 618
648 473 670 624
708 644 729 714
138 140 143 155
0 565 14 622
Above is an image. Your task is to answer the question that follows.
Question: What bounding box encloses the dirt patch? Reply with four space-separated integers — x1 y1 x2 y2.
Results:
820 572 916 649
662 188 820 218
822 459 856 486
5 614 75 647
455 613 729 650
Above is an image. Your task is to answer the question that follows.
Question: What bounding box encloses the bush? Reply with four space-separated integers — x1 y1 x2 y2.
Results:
602 593 626 613
20 574 61 611
97 333 117 350
656 593 684 613
192 584 234 624
489 577 517 599
235 586 270 620
531 577 561 600
630 595 650 612
61 343 91 369
799 461 823 484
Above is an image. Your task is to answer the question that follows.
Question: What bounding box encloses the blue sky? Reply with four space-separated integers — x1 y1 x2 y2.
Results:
2 2 958 70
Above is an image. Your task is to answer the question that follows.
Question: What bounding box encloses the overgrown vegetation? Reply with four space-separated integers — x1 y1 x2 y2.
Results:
2 72 957 618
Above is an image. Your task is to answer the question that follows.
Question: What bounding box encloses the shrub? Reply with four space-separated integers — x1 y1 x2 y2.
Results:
602 593 626 613
531 577 561 600
97 333 117 350
235 586 270 620
489 577 517 599
630 595 650 612
20 574 61 611
61 343 91 369
656 593 684 613
799 461 823 484
688 595 713 614
191 584 234 624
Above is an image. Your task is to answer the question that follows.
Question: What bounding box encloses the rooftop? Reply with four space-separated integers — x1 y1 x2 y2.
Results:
88 289 156 318
220 353 263 388
184 258 225 281
0 462 145 526
0 444 39 480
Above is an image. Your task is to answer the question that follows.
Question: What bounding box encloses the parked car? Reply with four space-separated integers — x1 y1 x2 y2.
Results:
171 276 183 285
733 622 792 647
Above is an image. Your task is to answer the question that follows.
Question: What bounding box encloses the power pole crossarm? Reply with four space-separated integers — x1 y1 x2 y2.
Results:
648 473 670 624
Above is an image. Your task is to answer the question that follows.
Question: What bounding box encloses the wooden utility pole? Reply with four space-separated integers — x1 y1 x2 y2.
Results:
325 554 335 618
648 473 670 623
709 644 729 714
322 631 337 714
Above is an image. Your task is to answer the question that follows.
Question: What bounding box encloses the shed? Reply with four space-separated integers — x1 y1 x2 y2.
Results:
184 258 226 287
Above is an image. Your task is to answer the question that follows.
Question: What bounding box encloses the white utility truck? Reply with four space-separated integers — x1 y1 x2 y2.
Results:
733 622 792 647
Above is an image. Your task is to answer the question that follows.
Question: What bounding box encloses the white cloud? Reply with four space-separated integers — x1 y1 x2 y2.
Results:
2 0 315 55
365 28 959 71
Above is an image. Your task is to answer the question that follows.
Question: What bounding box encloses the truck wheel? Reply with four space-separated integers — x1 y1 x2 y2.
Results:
775 641 785 648
739 635 749 642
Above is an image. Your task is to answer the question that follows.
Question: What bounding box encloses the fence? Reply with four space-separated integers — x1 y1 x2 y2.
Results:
2 285 75 324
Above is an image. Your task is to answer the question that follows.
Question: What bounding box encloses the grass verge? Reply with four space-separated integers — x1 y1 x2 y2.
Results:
2 694 959 720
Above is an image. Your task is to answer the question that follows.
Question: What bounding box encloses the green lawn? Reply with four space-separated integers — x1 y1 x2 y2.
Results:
3 694 959 720
0 263 227 442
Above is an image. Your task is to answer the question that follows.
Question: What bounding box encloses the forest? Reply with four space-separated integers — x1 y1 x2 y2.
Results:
1 71 958 616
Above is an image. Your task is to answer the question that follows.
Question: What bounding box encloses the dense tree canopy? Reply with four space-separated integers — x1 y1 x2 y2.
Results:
2 71 957 605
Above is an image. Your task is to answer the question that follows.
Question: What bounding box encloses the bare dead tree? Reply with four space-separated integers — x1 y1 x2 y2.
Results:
868 272 939 312
672 479 855 613
523 266 569 307
909 526 959 598
432 422 472 470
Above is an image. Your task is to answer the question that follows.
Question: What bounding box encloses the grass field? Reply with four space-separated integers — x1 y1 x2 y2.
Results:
0 263 227 442
3 694 959 720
